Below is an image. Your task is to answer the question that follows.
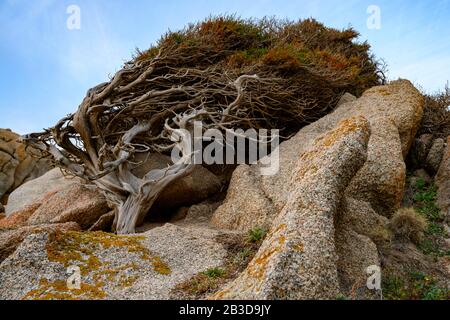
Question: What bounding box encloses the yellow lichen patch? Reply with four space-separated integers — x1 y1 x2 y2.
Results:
152 256 172 275
294 117 368 180
319 116 368 148
35 230 172 300
118 275 139 288
22 279 107 300
244 224 289 280
46 231 152 272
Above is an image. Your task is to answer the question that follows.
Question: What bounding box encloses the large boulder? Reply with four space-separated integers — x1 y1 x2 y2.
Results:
0 129 52 203
211 80 424 299
0 203 41 230
27 184 110 229
213 80 424 231
436 136 450 223
212 116 370 299
426 138 446 175
0 222 80 262
0 224 229 300
132 153 222 212
5 168 80 216
1 168 109 231
408 134 434 169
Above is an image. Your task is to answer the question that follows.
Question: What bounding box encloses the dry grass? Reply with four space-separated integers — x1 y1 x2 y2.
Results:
389 208 428 244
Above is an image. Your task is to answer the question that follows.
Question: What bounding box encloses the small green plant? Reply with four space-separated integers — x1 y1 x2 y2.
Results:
415 178 427 191
414 187 437 203
417 238 445 256
426 222 447 237
383 272 449 300
235 247 253 263
383 276 408 300
247 227 267 243
203 267 226 278
175 233 264 299
413 184 440 222
409 272 449 300
409 182 448 256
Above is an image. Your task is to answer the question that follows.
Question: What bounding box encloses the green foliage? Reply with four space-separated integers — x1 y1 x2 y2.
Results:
203 267 226 278
414 183 442 222
383 272 449 300
409 272 449 300
247 227 267 243
414 184 437 204
410 182 448 256
426 222 447 237
415 178 427 191
383 276 408 300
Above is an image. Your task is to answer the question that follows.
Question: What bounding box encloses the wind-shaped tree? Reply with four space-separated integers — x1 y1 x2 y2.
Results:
24 17 384 234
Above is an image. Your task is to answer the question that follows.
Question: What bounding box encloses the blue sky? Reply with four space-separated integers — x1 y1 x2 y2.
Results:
1 0 449 134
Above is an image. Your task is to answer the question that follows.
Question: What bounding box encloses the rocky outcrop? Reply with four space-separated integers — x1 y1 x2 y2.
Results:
212 116 370 299
5 168 80 216
0 81 428 300
213 80 424 232
0 129 52 203
409 134 434 168
1 168 109 232
88 211 116 232
0 224 229 300
426 138 446 175
0 222 80 262
27 184 110 229
0 203 41 230
212 80 424 299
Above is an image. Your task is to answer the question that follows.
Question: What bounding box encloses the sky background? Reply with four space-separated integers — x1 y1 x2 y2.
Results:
1 0 449 134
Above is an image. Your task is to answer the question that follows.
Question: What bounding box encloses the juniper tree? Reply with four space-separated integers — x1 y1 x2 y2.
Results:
24 17 384 234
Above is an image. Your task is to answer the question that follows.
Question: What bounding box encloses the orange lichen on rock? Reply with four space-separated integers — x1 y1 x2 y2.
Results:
0 203 40 230
22 279 107 300
21 230 172 300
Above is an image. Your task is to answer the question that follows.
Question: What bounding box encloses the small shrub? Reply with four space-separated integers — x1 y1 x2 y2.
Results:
369 226 392 247
383 272 449 300
414 186 437 203
415 178 427 191
409 272 449 300
389 208 428 244
247 227 267 243
382 276 408 300
203 267 226 278
417 84 450 138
